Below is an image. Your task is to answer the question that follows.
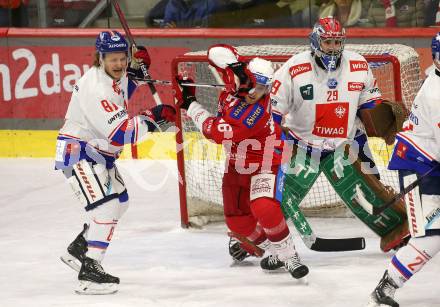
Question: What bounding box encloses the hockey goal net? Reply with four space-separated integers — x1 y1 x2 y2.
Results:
173 44 421 228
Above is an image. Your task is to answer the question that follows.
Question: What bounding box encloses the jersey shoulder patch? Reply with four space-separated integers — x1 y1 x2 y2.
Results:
242 103 265 128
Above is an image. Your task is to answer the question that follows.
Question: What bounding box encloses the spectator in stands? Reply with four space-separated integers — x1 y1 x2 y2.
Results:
364 0 425 27
210 0 293 28
318 0 371 27
145 0 168 27
161 0 223 28
278 0 320 28
0 0 28 27
423 0 440 26
47 0 99 27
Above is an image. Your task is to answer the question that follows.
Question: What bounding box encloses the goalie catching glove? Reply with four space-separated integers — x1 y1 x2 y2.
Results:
174 75 197 110
359 100 406 145
127 45 151 81
139 104 176 131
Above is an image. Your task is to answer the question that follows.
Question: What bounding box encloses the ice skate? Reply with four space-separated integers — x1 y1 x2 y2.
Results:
229 237 250 264
260 254 285 273
75 257 119 295
283 253 309 279
367 270 399 307
60 224 88 272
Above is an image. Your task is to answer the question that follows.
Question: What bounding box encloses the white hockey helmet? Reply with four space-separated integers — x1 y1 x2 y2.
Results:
248 57 274 90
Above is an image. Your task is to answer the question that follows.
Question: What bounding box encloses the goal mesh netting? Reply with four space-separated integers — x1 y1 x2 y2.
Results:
173 44 421 227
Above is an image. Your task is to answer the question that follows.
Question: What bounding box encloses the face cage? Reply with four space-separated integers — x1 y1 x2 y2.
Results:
313 35 346 71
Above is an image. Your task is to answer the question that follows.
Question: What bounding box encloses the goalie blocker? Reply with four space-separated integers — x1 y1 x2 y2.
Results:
278 142 409 252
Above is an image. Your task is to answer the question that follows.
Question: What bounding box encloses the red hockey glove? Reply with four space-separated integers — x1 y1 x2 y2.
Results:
140 104 176 131
132 45 151 69
127 45 151 81
174 74 196 110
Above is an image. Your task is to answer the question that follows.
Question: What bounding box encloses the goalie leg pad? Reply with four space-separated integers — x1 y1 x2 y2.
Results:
387 235 440 288
322 144 409 251
65 161 128 212
279 145 321 238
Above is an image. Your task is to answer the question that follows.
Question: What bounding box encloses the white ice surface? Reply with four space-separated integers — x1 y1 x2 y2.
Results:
0 159 438 307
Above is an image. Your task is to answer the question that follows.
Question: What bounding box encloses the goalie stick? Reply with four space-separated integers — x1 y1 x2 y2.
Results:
355 164 440 215
110 0 162 105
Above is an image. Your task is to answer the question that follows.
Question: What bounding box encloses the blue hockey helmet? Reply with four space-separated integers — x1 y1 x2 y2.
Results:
310 17 346 72
95 30 129 55
431 32 440 61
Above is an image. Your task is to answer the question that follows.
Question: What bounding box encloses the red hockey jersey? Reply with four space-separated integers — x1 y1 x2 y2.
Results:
187 91 284 173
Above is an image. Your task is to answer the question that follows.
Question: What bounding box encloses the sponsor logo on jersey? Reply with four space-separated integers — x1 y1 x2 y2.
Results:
313 102 349 138
270 98 278 106
108 109 127 125
74 85 79 92
230 101 248 119
348 82 364 91
350 60 368 72
327 78 338 89
251 178 272 194
289 63 312 78
300 84 314 100
243 104 264 128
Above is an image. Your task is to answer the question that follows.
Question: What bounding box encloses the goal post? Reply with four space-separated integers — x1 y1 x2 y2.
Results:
172 44 421 228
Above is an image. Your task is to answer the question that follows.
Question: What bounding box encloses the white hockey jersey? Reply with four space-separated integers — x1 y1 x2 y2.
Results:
271 50 382 151
388 68 440 174
55 66 149 169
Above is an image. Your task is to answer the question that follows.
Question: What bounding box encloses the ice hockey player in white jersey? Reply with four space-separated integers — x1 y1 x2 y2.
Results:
367 32 440 307
55 30 176 294
265 16 410 267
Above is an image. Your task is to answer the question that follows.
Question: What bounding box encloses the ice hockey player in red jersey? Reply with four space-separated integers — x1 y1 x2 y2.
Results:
174 44 309 279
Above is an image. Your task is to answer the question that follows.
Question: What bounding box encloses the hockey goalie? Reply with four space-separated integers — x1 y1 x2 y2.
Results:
270 16 409 258
174 44 309 279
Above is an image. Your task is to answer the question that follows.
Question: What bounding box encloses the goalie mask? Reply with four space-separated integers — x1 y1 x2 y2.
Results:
310 17 346 72
207 44 256 97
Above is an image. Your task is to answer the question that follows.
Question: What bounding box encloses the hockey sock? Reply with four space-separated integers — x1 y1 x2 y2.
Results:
225 215 258 238
250 197 290 242
271 233 297 262
85 198 121 262
387 235 440 287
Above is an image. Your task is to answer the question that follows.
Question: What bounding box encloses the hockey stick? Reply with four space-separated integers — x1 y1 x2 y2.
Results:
130 77 225 88
110 0 162 105
227 232 265 257
284 202 366 252
355 164 440 215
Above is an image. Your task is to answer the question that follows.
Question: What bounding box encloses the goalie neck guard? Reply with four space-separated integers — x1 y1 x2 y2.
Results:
310 17 346 72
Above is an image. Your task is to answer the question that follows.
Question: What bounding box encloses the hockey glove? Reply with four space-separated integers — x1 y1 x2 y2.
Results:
140 104 176 131
127 45 151 81
226 61 255 96
174 75 196 110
